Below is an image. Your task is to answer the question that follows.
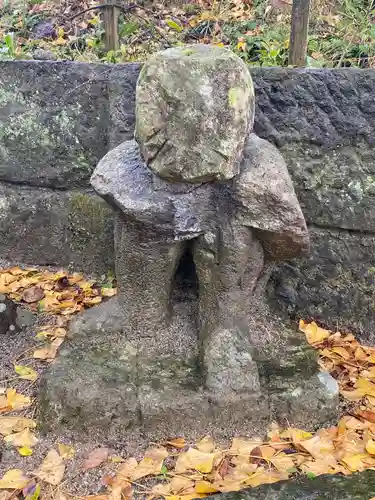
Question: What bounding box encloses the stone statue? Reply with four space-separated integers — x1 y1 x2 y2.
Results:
40 45 338 441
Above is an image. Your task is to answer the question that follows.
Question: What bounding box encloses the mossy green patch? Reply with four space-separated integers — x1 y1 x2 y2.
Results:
228 87 240 108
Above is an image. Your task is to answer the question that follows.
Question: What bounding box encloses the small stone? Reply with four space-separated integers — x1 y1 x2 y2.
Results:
33 48 57 61
0 296 17 335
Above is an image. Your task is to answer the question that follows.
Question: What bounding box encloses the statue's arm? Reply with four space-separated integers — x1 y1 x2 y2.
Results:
235 134 309 261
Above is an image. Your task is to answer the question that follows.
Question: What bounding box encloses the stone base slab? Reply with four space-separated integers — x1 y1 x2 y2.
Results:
39 298 339 442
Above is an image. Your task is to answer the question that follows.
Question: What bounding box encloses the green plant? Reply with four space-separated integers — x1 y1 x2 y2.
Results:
230 23 290 66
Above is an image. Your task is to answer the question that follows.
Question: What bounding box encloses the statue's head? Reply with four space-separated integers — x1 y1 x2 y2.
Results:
135 44 255 184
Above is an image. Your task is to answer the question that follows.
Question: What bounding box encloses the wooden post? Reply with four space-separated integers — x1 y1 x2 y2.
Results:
101 0 120 52
288 0 311 66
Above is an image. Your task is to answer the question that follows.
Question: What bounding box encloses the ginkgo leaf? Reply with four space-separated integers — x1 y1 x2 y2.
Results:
195 480 220 494
340 389 364 401
299 320 329 345
175 448 215 474
0 469 29 489
35 449 65 485
165 437 185 449
101 288 117 297
131 447 168 480
280 428 312 444
14 365 38 382
366 439 375 455
0 417 36 436
340 416 368 430
83 447 109 471
168 476 194 494
18 446 33 456
244 467 288 487
151 482 172 497
356 377 375 397
117 457 138 481
341 453 368 472
299 435 336 464
0 393 8 412
4 428 38 447
58 443 75 459
196 436 215 453
229 437 262 455
33 339 63 361
300 459 337 476
331 347 351 360
6 389 31 410
270 453 295 472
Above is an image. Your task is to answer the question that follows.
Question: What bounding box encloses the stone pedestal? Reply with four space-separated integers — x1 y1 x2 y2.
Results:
39 45 339 441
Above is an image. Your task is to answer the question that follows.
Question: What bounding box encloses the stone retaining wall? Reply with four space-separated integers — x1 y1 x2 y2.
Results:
1 61 374 339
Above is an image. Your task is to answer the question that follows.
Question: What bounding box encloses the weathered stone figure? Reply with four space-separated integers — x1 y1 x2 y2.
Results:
41 45 338 440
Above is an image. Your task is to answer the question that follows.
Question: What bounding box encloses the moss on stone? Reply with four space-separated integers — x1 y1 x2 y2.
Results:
257 330 318 379
68 192 111 236
228 87 239 108
67 192 114 275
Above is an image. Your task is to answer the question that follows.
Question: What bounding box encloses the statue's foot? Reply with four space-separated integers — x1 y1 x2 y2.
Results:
67 296 125 340
270 371 339 428
203 327 261 395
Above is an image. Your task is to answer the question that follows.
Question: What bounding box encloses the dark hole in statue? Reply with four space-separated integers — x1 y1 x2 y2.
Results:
173 241 199 303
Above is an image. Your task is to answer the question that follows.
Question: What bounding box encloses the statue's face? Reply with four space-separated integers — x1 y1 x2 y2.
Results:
135 45 255 184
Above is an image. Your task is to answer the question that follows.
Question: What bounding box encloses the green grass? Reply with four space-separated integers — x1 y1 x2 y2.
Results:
0 0 374 67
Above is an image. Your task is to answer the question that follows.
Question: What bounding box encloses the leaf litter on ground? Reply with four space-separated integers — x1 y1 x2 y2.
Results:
3 265 375 497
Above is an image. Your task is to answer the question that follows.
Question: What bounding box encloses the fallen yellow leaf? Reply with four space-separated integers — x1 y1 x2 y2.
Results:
33 338 63 361
259 445 276 459
117 457 138 480
101 288 117 297
340 415 368 430
195 480 220 494
340 389 364 401
58 443 75 460
356 377 375 397
299 435 336 464
280 428 313 444
18 446 33 456
341 453 368 472
14 365 38 382
299 320 330 345
229 437 262 455
0 469 29 489
196 435 215 453
331 347 351 360
166 495 206 500
131 447 168 480
244 467 288 487
165 437 185 449
0 393 8 412
0 416 36 436
6 389 31 410
366 439 375 455
35 449 65 485
270 453 295 472
175 448 215 474
4 428 38 447
169 476 194 494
